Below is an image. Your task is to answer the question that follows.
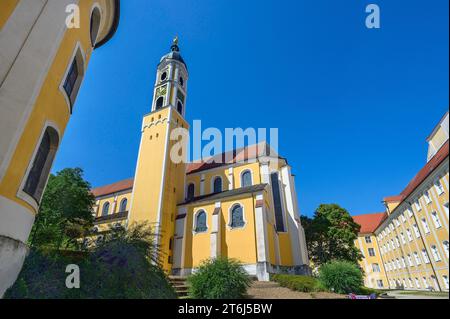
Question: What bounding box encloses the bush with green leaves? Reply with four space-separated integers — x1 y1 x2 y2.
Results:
271 274 321 292
318 260 363 294
188 257 251 299
5 223 176 299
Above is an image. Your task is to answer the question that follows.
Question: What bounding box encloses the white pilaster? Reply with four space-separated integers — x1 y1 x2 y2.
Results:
200 174 205 195
227 167 234 190
210 202 221 259
281 165 303 265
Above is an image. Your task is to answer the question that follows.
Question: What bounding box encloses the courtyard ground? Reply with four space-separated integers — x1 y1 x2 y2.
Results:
246 281 346 299
386 290 449 299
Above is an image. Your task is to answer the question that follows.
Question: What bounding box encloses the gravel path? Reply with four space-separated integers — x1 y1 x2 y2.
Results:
246 281 346 299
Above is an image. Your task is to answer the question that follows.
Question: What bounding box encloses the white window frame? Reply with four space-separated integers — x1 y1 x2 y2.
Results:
421 218 430 234
443 240 449 258
423 191 432 204
192 208 208 234
227 202 247 230
431 212 442 229
59 42 87 114
239 169 254 188
422 249 430 264
413 224 421 237
435 179 445 195
431 245 441 262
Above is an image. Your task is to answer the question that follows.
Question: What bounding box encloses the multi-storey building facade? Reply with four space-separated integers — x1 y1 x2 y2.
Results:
0 0 120 297
354 112 449 291
353 213 389 289
90 40 310 280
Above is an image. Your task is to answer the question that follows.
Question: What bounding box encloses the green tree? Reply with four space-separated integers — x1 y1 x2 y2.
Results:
29 168 95 250
301 204 361 266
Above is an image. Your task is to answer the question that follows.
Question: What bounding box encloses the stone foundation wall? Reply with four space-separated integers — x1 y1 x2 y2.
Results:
0 235 28 298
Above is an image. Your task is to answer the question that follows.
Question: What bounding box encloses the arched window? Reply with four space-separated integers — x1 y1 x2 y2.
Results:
23 126 59 203
61 44 85 113
194 210 207 233
90 7 101 47
241 170 252 188
102 202 110 216
155 97 164 110
230 204 245 228
213 177 222 193
177 101 183 115
119 198 128 212
187 183 195 201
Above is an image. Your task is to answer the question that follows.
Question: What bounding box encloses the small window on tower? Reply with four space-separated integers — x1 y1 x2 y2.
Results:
177 101 183 115
179 76 184 86
161 72 167 81
156 97 164 110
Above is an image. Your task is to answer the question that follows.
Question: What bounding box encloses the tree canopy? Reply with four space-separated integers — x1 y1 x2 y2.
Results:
301 204 362 266
29 168 95 250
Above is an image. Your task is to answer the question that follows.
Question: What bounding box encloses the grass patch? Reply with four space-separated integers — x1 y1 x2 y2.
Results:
271 274 324 292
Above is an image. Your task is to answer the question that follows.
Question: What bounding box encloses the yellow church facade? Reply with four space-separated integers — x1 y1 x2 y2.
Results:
91 40 310 280
0 0 120 296
354 112 449 291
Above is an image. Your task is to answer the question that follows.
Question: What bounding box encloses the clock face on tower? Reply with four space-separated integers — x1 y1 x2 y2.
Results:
155 85 167 98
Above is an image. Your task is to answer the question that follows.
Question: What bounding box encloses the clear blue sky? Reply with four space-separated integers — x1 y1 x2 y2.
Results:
53 0 449 217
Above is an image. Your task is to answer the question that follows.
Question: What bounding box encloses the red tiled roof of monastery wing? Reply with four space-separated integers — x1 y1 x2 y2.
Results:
186 142 277 174
91 178 134 197
383 195 404 203
382 141 449 207
353 212 388 234
398 140 448 200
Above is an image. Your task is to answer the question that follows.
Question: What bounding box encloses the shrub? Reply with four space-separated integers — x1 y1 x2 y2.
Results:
271 274 321 292
188 257 251 299
5 223 176 299
318 260 363 294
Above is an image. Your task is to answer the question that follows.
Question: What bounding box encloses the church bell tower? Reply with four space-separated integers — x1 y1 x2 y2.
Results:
129 37 189 272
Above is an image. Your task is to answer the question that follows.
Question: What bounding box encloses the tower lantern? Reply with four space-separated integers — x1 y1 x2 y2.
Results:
152 37 188 117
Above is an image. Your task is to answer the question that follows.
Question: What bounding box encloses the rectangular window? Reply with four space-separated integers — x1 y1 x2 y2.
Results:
372 264 380 272
413 224 421 237
377 280 384 288
368 248 375 256
365 236 372 243
271 173 285 232
444 203 449 219
414 199 422 211
421 219 430 234
423 191 431 204
431 212 442 229
422 250 430 264
407 229 413 241
435 179 444 195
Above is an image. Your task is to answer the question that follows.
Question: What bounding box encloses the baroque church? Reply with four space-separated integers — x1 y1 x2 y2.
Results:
91 39 310 280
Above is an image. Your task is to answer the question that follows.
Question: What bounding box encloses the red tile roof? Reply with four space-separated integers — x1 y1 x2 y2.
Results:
91 178 134 197
353 212 387 234
383 141 449 206
186 142 278 174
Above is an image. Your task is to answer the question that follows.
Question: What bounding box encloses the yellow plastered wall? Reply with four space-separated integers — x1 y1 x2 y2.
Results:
0 0 19 30
186 161 262 196
129 108 189 271
355 234 389 288
183 195 259 268
0 0 104 214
